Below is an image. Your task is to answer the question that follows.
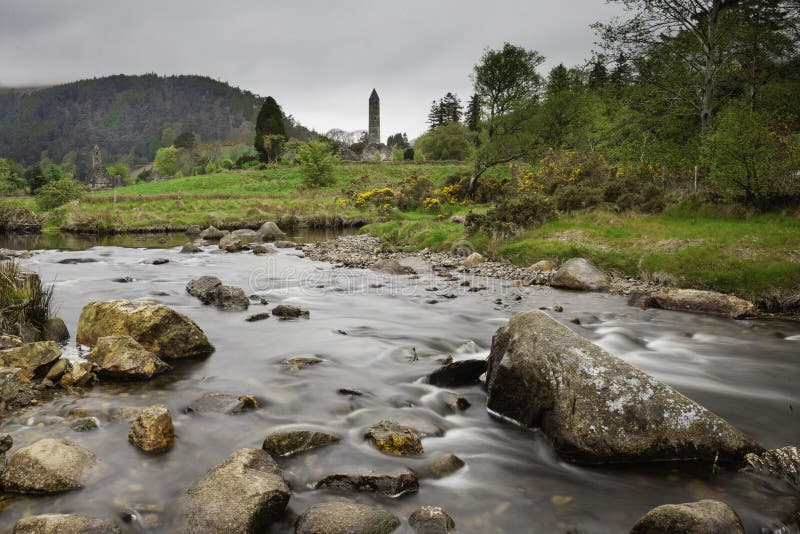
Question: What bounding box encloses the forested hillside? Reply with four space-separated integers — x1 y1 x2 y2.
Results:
0 74 315 171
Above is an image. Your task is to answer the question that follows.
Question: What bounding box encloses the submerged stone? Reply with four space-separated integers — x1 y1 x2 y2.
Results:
630 500 745 534
262 429 340 457
185 392 258 414
365 419 424 456
12 513 120 534
316 468 419 497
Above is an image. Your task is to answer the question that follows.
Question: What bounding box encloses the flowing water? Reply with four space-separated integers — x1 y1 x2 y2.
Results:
0 235 798 533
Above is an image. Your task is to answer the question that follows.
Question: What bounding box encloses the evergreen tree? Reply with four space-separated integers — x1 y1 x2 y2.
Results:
588 56 609 90
464 94 481 132
254 96 286 163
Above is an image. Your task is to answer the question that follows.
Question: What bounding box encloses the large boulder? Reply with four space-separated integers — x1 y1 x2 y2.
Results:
0 341 61 379
186 276 222 303
211 285 249 311
12 513 120 534
485 311 762 464
76 300 214 360
255 221 286 242
295 502 400 534
87 336 171 381
550 258 610 291
744 446 800 491
128 405 175 452
0 438 98 493
178 448 290 533
219 233 247 252
630 500 745 534
629 289 757 319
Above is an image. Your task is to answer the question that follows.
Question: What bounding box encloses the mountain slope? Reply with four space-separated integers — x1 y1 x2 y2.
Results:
0 74 315 168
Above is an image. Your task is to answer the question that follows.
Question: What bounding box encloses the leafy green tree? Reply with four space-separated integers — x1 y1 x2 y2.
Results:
391 147 404 161
35 177 85 210
153 146 179 176
173 131 197 149
0 158 25 194
297 140 339 187
106 162 129 181
255 96 286 163
24 165 47 193
705 103 799 205
415 123 476 161
472 43 545 138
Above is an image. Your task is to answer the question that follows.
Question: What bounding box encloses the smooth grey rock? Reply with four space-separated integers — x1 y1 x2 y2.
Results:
486 311 762 464
0 438 98 493
199 226 225 240
295 502 400 534
630 500 745 534
255 221 286 242
551 258 610 291
185 392 258 415
178 448 290 533
629 289 757 319
219 233 246 252
271 305 309 318
12 513 120 533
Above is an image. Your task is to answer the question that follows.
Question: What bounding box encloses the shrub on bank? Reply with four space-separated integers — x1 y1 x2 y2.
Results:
35 178 85 211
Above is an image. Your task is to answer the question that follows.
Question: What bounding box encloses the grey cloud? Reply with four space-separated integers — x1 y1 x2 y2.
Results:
0 0 624 137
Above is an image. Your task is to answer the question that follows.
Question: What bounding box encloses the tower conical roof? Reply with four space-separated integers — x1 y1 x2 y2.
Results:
370 88 379 100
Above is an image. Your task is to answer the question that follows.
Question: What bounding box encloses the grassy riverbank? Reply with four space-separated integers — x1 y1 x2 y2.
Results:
1 163 798 308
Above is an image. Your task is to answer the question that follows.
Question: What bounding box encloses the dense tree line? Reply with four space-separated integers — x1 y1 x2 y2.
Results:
0 74 316 178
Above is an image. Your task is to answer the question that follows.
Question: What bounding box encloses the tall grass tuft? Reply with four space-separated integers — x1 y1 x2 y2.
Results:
0 261 53 338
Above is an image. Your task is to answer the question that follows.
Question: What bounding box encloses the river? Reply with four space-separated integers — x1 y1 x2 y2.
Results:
0 233 798 533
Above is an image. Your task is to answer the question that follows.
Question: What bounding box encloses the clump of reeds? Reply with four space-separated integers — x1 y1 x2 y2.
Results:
0 260 53 338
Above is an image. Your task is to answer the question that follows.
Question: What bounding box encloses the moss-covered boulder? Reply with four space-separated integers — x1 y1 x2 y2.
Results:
486 311 762 465
76 300 214 360
0 341 61 379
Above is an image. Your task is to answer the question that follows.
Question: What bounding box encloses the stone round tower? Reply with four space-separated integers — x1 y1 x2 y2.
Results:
368 89 380 145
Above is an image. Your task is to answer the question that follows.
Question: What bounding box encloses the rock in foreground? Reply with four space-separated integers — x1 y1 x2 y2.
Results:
88 336 171 381
12 513 119 533
178 448 290 533
486 311 762 464
744 446 800 491
129 405 175 452
77 300 214 360
630 500 744 534
295 502 400 534
550 258 610 291
629 288 757 319
0 438 97 493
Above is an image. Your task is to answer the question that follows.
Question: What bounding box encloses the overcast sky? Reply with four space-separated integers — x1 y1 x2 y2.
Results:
0 0 624 138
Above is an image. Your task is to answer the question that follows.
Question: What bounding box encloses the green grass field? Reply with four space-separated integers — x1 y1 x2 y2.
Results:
2 163 798 307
